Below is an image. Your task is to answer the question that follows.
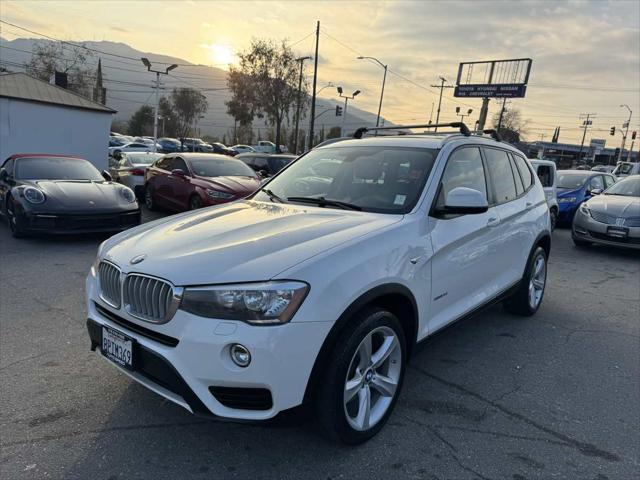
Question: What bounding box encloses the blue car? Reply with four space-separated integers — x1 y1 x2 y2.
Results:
157 137 182 153
556 170 616 224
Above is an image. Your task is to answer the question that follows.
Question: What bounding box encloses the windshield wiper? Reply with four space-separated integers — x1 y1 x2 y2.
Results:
261 188 287 203
287 196 362 211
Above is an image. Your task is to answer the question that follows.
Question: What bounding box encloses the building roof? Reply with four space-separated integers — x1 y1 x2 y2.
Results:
0 72 115 114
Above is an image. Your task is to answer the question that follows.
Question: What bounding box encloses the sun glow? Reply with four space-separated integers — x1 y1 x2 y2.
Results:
205 43 235 67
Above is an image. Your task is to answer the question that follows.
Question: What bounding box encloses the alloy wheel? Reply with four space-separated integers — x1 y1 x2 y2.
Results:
528 254 546 309
343 326 402 431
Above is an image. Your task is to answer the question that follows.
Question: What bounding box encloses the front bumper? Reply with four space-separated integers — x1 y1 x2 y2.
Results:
18 208 140 234
572 209 640 250
85 273 333 420
558 202 579 223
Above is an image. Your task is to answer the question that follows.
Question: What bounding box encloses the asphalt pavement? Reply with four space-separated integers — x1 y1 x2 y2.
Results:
1 211 638 480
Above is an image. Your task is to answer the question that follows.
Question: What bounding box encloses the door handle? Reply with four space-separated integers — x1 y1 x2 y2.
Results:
526 201 533 208
487 216 500 227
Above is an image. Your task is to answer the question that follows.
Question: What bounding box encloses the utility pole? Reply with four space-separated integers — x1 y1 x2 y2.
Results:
357 56 388 134
337 86 360 137
141 58 178 152
430 76 453 132
497 98 507 130
293 56 310 154
308 21 320 149
577 113 596 164
620 104 632 162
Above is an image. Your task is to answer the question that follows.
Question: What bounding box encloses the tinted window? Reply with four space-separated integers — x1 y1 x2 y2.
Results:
436 147 487 209
603 175 615 188
513 155 533 189
267 156 293 173
589 175 604 191
156 156 173 169
536 165 553 187
511 158 524 195
189 158 257 177
171 158 189 172
254 146 438 214
15 157 104 181
252 156 269 169
484 148 517 203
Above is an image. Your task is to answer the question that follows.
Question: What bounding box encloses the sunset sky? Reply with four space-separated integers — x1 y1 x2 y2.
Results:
1 0 639 144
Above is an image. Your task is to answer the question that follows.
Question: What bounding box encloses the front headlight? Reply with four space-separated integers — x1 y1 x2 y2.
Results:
120 187 136 203
207 189 234 199
180 281 309 325
90 240 108 276
23 187 45 204
558 196 577 204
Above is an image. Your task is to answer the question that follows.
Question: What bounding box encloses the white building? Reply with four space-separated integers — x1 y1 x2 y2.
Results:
0 73 115 170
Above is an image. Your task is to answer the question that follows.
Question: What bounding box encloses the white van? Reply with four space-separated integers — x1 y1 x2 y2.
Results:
530 159 559 230
613 161 640 178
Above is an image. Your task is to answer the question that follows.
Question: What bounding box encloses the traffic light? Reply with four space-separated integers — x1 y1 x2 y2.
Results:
632 131 637 140
335 105 343 117
610 126 616 136
455 106 460 114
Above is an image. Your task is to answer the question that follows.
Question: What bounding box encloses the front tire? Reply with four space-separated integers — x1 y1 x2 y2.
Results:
189 195 203 210
144 184 157 211
7 198 26 238
315 307 406 444
504 246 547 316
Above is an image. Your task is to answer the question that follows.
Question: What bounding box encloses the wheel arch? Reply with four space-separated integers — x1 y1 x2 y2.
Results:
302 283 418 404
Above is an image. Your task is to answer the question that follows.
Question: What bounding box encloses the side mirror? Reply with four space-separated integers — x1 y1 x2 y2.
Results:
0 168 7 182
113 152 122 161
102 170 113 181
441 187 489 214
171 169 186 178
589 188 603 196
259 169 269 178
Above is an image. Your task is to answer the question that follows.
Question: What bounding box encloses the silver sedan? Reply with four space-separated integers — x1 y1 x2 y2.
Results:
572 176 640 250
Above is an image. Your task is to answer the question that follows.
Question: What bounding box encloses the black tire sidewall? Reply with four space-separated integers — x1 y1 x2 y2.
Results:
7 198 25 238
190 195 202 210
144 185 155 210
317 307 407 444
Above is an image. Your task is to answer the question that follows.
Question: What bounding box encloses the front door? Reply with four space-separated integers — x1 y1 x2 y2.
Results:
428 146 502 332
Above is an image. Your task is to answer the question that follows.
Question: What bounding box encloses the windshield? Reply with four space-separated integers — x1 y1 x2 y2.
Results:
253 146 439 214
557 172 589 189
613 162 633 175
268 156 294 172
604 177 640 197
126 153 163 165
15 157 104 181
190 158 257 177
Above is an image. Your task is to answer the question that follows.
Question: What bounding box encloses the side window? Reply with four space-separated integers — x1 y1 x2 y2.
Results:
253 156 269 170
512 155 533 190
435 147 487 209
589 175 604 191
484 148 517 204
536 165 553 187
510 157 525 195
2 158 15 176
171 157 189 173
603 175 615 189
156 156 172 170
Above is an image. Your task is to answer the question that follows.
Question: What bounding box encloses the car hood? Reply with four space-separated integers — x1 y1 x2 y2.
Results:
101 200 402 285
194 175 260 194
586 195 640 217
29 180 135 211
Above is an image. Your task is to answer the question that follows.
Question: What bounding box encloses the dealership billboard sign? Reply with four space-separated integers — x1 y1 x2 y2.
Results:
455 58 532 99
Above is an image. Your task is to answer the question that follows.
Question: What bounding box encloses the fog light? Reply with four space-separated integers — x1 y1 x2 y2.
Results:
230 344 251 367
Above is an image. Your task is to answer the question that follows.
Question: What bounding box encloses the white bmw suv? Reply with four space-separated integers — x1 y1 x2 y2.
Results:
86 124 551 444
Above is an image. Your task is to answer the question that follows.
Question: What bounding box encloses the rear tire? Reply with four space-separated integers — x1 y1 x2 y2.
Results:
504 246 547 316
144 184 157 211
315 307 406 445
549 208 558 231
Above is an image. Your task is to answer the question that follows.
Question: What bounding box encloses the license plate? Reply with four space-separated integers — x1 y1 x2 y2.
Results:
101 326 134 370
607 227 628 238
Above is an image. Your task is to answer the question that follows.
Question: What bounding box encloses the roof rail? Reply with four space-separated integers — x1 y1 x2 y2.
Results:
482 129 502 142
353 122 470 139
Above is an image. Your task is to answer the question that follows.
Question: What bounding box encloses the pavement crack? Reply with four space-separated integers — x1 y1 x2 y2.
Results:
409 365 621 462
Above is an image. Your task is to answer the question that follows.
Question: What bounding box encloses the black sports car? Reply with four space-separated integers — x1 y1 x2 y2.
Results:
0 154 141 237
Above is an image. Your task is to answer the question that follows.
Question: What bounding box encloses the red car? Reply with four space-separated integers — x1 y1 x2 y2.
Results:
144 153 261 212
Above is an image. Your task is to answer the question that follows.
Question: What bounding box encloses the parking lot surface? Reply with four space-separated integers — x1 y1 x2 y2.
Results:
1 212 638 480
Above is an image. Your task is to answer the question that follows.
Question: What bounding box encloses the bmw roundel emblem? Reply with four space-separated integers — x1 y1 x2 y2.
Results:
130 254 147 265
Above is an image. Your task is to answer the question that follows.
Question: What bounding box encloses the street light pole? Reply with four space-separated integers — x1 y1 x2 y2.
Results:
141 58 178 152
337 86 360 137
620 104 632 162
357 56 387 131
293 56 311 154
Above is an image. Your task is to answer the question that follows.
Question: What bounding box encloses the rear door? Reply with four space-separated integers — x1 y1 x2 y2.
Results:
428 146 503 332
150 156 173 207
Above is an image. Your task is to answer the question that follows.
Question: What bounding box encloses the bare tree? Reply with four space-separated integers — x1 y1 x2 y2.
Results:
492 107 529 143
26 41 94 97
227 39 307 152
